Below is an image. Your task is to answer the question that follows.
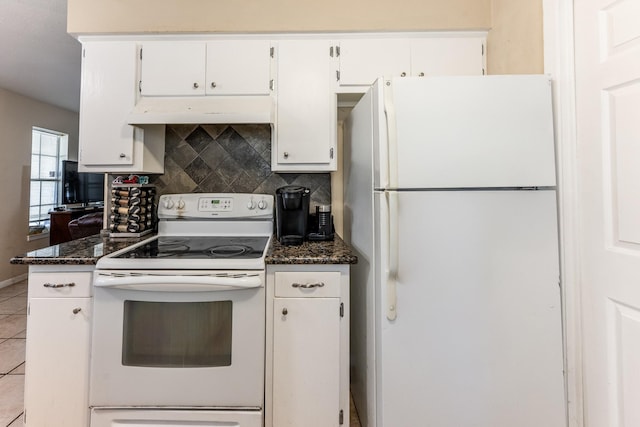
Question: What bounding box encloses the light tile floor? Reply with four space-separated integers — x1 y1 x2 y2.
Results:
0 278 361 427
0 279 27 427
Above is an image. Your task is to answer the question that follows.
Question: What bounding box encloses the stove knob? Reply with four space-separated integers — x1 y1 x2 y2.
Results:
163 198 175 209
258 199 267 210
177 199 185 209
247 199 256 210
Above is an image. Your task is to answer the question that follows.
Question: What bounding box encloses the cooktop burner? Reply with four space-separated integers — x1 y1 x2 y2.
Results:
113 236 270 260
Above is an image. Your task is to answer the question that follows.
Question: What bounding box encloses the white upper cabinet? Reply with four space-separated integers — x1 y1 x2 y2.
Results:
140 42 207 96
78 33 485 173
272 40 337 172
79 41 165 173
206 40 272 95
140 40 272 97
336 34 486 90
337 39 411 87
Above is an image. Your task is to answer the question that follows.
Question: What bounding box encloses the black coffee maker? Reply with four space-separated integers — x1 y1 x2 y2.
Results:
275 185 310 246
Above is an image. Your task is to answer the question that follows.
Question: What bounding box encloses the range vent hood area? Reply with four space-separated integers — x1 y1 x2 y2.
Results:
127 95 275 125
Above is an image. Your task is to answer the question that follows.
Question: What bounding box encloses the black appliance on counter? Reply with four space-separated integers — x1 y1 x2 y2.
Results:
275 185 310 245
307 204 335 241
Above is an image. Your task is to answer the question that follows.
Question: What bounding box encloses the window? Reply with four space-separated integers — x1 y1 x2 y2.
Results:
29 128 68 234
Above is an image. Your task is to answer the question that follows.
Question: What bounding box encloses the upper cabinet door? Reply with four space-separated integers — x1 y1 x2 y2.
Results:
410 37 485 76
140 42 206 96
205 40 272 96
79 41 136 167
337 39 411 87
274 39 337 171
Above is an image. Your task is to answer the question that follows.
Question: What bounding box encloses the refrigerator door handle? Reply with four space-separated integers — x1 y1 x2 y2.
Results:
383 79 399 190
385 191 399 320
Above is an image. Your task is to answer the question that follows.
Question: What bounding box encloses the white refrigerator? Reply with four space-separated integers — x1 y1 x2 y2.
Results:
344 75 565 427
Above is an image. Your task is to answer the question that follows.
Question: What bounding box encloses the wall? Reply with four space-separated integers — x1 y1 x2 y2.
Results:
486 0 544 74
68 0 491 34
0 88 79 284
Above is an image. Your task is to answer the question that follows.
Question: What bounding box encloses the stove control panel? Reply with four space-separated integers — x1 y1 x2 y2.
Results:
158 193 274 219
199 197 233 212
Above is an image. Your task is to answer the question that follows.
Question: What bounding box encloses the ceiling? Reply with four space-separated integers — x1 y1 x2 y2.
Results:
0 0 81 112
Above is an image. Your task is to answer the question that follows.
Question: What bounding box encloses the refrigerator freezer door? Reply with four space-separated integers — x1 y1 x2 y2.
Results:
374 189 565 427
381 75 557 189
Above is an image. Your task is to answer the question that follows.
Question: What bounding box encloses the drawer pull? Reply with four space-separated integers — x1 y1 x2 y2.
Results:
291 282 325 289
43 282 76 288
73 308 82 314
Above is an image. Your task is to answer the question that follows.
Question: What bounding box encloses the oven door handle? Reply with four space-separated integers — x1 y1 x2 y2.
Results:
94 274 263 292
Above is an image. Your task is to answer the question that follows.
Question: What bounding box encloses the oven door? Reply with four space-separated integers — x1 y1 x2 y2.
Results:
90 270 265 408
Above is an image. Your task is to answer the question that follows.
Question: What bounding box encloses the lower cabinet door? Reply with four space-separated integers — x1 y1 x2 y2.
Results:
272 297 341 427
24 298 91 426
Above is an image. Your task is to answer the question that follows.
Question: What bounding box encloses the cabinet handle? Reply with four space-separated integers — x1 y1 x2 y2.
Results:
282 308 288 316
418 72 425 77
401 72 407 77
43 282 76 288
283 152 289 159
211 82 217 88
193 82 199 89
73 308 82 314
119 153 126 158
292 282 325 289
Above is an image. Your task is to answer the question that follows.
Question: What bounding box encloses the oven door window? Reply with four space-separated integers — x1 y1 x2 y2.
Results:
122 300 232 367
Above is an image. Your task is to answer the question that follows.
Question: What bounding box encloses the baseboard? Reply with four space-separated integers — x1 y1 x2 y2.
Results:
0 273 28 289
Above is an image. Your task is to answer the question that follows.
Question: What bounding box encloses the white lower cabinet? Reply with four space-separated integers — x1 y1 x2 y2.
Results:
266 266 350 427
24 268 93 427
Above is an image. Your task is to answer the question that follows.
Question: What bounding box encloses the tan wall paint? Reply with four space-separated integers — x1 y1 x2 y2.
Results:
487 0 544 74
0 88 79 282
68 0 490 34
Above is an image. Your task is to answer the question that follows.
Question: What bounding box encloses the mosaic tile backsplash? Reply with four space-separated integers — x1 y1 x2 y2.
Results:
149 124 331 207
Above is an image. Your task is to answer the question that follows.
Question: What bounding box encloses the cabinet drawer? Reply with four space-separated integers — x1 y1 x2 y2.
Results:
274 271 340 297
29 272 93 298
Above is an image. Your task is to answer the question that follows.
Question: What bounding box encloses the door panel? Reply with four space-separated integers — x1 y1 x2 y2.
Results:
574 0 640 426
272 297 340 427
206 40 271 95
25 298 91 426
274 40 336 167
140 42 206 96
375 190 565 427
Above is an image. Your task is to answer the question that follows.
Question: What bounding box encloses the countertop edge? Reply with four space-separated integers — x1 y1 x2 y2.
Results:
11 234 358 266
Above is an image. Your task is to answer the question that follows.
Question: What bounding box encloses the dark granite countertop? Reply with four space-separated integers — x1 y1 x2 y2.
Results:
11 233 358 266
265 235 358 265
9 234 149 265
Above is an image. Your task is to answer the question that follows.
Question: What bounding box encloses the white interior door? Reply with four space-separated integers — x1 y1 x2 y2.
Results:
574 1 640 426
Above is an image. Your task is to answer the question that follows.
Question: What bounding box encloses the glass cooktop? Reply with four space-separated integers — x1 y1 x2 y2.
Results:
113 236 270 260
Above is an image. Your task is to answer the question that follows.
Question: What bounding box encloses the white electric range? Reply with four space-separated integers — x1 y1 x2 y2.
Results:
90 193 273 427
